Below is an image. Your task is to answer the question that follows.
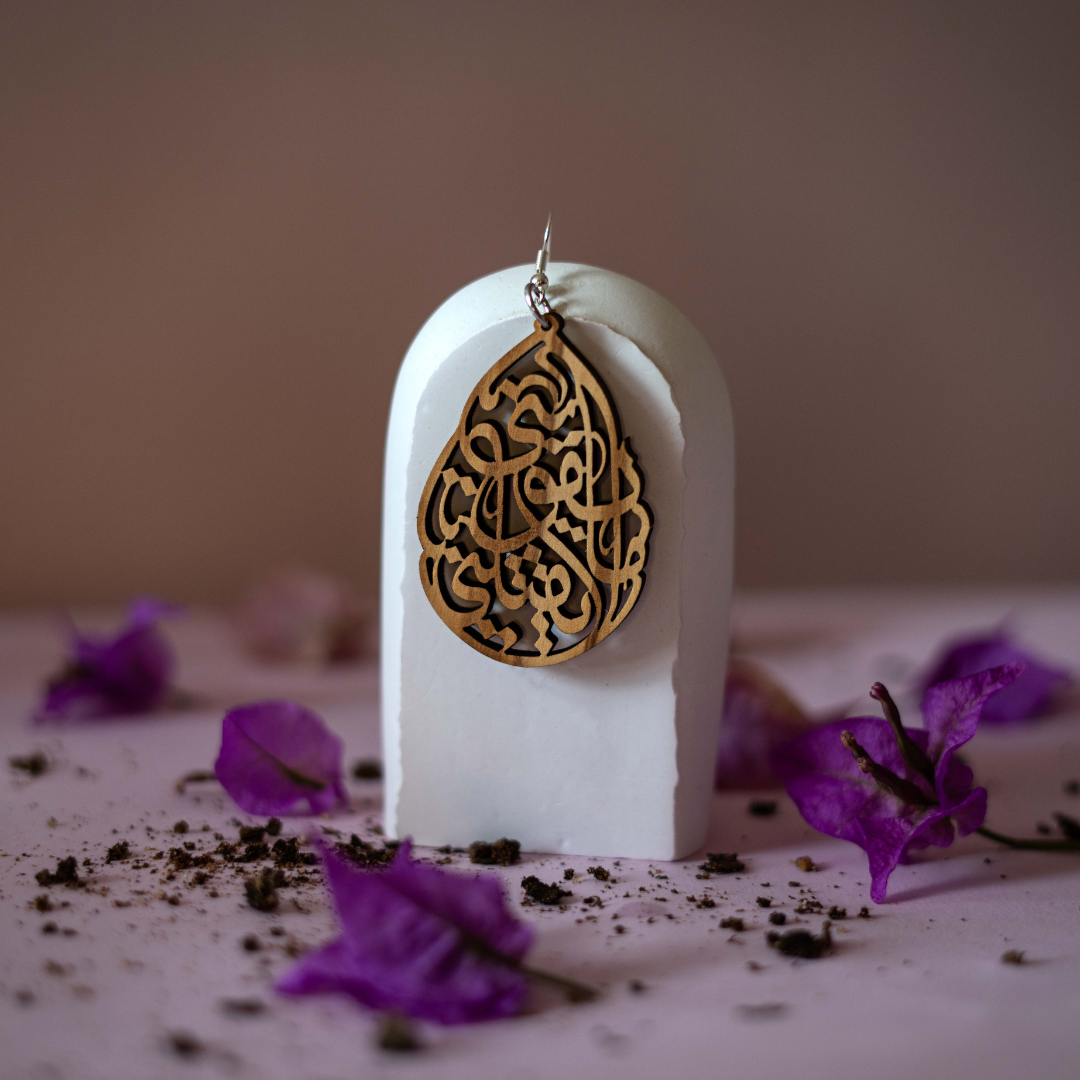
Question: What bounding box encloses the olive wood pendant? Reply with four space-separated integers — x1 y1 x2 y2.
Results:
416 310 652 666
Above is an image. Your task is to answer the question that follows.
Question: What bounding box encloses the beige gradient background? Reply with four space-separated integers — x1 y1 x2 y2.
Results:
1 2 1077 608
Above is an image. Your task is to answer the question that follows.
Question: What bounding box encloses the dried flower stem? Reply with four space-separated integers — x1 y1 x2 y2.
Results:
465 933 596 1003
976 826 1080 852
517 963 597 1003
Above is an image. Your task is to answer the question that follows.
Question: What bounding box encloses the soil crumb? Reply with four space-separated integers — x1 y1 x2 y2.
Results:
376 1011 422 1052
698 852 745 875
521 876 571 905
245 868 286 912
9 751 48 776
469 838 521 866
105 841 130 863
352 759 384 781
767 923 832 959
220 997 267 1017
165 1031 203 1058
35 857 80 888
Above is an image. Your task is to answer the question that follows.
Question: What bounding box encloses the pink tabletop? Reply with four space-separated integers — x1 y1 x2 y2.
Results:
2 588 1079 1079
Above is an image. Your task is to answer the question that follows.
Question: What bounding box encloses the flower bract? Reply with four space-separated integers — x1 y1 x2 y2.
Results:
214 700 348 816
715 658 814 789
919 630 1069 724
34 597 179 724
277 839 534 1023
772 664 1021 902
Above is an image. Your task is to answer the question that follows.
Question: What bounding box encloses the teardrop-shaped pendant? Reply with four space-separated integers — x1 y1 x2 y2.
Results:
417 310 652 666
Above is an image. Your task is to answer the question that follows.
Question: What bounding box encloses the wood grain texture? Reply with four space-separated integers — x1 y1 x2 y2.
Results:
417 311 652 666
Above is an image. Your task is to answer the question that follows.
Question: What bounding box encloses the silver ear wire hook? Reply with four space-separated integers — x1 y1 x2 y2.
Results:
525 213 553 329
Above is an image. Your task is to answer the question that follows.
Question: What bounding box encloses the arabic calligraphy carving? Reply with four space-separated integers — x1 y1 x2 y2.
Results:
417 312 652 666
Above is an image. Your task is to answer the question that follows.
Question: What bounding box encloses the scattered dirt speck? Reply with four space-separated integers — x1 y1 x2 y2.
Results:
9 751 48 776
521 876 571 905
165 1031 203 1058
352 759 384 781
375 1012 422 1052
469 838 521 866
698 853 745 875
766 923 832 959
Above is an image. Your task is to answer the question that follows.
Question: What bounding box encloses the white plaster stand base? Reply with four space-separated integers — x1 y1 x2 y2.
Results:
381 263 733 859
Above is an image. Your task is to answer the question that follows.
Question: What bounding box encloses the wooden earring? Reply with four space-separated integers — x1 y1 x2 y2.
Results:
416 225 652 666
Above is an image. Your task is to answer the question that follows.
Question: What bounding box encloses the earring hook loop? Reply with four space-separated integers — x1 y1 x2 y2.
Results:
525 213 553 329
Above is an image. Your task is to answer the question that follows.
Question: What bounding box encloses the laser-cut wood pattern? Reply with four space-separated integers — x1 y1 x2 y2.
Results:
417 311 652 666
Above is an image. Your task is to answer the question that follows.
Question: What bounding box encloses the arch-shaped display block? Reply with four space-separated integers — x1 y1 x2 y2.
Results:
381 263 733 859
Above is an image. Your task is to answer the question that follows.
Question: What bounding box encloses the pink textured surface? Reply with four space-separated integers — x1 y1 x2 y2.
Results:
2 589 1080 1079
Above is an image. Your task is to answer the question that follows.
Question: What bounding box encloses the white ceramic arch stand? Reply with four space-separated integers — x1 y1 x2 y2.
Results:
381 262 733 860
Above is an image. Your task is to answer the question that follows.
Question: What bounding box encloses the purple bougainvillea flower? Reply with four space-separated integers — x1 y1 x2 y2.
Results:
34 597 180 724
277 839 535 1024
214 701 348 816
715 659 815 789
919 630 1070 725
772 664 1022 903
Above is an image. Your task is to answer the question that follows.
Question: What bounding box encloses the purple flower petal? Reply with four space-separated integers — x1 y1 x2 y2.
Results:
214 701 348 816
860 802 975 902
277 840 533 1024
715 659 815 789
857 813 925 902
125 597 182 629
773 717 927 843
921 663 1023 788
919 631 1069 724
771 670 1002 904
33 597 180 724
945 784 988 838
